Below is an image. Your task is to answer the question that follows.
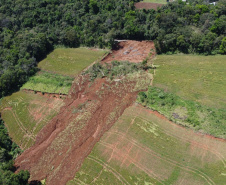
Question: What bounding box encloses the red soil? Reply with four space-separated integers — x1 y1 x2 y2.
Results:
102 40 156 64
15 73 149 184
135 2 164 10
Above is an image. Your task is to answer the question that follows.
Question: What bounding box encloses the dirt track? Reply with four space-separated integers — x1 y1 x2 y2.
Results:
15 72 152 184
102 40 155 63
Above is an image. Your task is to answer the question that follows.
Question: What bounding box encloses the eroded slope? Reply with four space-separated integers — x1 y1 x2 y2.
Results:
15 72 152 184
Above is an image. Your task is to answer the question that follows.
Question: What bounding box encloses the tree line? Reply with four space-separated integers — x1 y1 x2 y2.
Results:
0 117 30 184
0 0 225 98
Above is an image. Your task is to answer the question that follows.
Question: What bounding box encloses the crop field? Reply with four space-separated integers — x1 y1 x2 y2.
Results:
38 48 108 76
0 91 64 150
21 71 74 94
153 55 226 109
68 104 226 185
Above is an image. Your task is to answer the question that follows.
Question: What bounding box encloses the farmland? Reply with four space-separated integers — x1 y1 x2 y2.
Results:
153 55 226 109
21 71 74 94
38 48 108 76
0 91 64 150
0 47 108 150
68 104 226 185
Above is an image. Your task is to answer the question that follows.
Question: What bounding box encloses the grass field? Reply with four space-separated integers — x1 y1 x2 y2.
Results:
38 48 108 76
68 104 226 185
21 71 74 94
142 0 167 4
0 91 64 150
153 55 226 109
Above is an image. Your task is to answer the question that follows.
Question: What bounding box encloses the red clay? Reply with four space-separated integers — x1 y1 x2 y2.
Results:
15 73 149 185
135 2 164 10
102 40 156 64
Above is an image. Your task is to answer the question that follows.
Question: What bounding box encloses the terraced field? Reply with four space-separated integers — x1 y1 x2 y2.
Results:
68 104 226 185
0 91 64 150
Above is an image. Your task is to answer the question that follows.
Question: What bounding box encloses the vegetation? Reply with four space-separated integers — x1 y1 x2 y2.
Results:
68 105 226 185
0 118 30 185
0 0 225 98
85 60 149 81
142 0 167 4
138 87 226 138
21 71 74 94
38 48 107 76
153 55 226 109
0 91 64 149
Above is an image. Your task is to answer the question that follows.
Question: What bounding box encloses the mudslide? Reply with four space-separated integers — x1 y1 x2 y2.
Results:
15 72 152 184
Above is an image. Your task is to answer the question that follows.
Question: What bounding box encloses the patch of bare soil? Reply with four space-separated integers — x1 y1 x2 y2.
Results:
135 2 164 10
15 72 152 185
102 40 156 64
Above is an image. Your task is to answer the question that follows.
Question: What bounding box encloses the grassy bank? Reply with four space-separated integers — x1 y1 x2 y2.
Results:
138 87 226 138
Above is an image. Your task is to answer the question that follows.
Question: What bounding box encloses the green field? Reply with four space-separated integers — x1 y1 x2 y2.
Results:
138 87 226 138
38 48 108 76
21 71 74 94
0 91 64 150
68 104 226 185
142 0 167 4
153 55 226 109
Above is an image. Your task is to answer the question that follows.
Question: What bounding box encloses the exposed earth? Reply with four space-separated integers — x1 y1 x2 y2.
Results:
102 40 155 64
12 40 226 184
15 71 152 184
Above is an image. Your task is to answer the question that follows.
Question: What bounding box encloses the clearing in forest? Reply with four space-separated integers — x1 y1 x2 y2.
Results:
153 55 226 109
0 91 64 150
68 104 226 185
38 48 108 76
142 0 167 4
135 0 166 10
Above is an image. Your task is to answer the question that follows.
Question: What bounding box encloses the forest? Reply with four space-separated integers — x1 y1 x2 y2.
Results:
0 0 225 98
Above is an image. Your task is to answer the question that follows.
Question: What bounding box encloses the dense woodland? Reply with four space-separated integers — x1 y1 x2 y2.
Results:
0 0 225 98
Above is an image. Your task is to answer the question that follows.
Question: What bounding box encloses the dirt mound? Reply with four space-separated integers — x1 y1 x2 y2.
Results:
135 2 164 10
102 40 155 64
15 72 152 184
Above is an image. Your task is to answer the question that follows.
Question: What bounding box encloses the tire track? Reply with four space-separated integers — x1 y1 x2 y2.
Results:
99 141 164 184
88 156 130 185
105 130 215 185
3 108 36 141
136 115 226 167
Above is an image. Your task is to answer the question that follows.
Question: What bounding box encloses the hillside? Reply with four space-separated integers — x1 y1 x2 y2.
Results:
0 0 225 184
0 41 222 184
